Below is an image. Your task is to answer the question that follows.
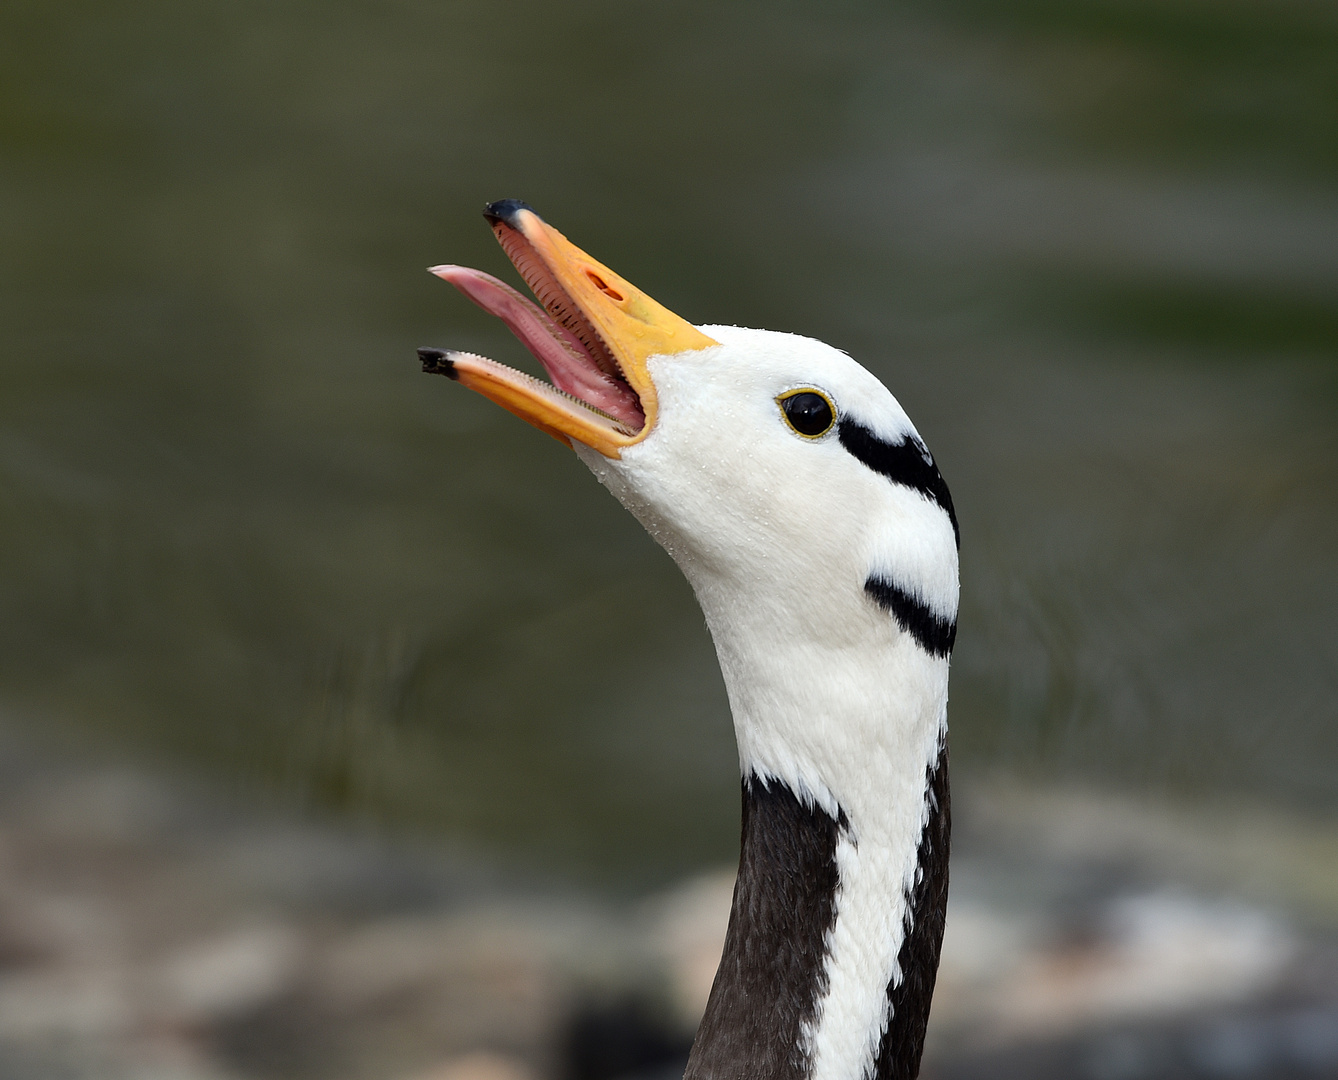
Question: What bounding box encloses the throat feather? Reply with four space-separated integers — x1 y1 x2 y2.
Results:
872 738 950 1080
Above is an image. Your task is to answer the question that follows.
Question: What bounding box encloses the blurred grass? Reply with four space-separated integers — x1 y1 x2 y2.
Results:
921 0 1338 176
1029 276 1338 354
0 0 1335 885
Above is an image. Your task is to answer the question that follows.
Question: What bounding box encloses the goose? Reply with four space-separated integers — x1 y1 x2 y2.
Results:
418 201 959 1080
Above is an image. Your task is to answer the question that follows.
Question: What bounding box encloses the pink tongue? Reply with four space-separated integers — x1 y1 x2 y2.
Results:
430 265 644 429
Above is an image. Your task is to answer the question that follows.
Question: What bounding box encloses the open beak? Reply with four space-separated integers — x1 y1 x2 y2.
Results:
419 200 719 458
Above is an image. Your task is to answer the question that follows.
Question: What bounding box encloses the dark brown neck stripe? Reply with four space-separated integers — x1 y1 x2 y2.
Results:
685 776 846 1080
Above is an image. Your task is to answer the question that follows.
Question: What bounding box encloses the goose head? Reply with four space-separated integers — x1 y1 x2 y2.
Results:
420 200 958 1080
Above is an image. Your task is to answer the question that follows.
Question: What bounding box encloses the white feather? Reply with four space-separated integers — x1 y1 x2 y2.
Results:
576 325 957 1080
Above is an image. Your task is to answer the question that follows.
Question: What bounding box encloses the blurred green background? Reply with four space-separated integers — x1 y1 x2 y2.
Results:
2 0 1335 887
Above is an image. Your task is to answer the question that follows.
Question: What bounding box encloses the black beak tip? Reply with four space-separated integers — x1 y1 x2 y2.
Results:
483 199 537 228
418 347 458 379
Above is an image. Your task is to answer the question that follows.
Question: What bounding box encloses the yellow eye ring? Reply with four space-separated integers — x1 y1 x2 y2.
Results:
777 387 837 439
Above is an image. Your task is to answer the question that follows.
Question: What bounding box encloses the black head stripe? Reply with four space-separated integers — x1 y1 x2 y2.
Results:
838 420 960 549
865 576 957 658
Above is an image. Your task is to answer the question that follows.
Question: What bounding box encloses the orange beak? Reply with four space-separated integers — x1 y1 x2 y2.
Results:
421 201 719 458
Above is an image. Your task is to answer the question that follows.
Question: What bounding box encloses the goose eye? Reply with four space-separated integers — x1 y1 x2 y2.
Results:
779 389 835 438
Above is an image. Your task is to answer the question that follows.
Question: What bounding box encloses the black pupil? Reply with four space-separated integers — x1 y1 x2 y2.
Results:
783 392 833 436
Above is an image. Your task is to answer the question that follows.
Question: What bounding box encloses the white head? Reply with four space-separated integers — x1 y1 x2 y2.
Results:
575 325 958 815
422 201 958 817
422 201 959 1080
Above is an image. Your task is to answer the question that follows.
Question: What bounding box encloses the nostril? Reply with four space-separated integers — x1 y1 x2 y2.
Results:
586 270 624 301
